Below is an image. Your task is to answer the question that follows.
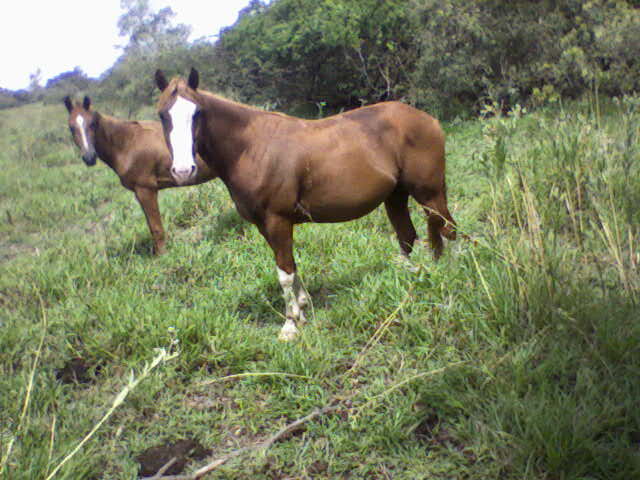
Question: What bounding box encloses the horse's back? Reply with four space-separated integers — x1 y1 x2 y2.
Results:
301 101 445 184
127 121 168 159
344 101 446 192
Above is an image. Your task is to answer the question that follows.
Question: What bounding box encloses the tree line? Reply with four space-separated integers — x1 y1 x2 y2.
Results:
4 0 640 119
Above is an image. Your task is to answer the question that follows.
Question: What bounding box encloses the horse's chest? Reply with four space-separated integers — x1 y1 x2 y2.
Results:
227 187 260 223
226 168 283 221
116 167 136 190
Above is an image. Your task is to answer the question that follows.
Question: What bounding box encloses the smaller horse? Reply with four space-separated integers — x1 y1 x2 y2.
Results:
64 96 218 254
155 69 456 340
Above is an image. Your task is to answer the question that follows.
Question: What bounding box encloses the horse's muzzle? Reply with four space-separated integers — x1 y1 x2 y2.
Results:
171 165 197 184
83 151 97 166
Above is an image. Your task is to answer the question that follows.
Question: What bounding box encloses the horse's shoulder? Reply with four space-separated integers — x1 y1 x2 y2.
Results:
124 123 167 158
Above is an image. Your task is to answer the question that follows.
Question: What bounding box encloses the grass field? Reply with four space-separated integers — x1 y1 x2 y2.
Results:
1 96 639 479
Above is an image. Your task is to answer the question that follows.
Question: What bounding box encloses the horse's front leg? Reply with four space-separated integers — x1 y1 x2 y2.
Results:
134 187 165 255
260 215 307 341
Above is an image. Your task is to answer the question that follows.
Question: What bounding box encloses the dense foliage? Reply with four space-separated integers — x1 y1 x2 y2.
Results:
411 0 640 117
4 0 640 118
213 0 416 113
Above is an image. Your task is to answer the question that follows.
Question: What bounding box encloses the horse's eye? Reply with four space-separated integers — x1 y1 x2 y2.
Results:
69 126 75 134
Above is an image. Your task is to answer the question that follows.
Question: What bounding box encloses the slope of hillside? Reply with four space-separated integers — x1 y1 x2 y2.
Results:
1 98 638 479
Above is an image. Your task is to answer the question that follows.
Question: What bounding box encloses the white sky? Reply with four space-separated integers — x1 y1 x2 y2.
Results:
0 0 252 91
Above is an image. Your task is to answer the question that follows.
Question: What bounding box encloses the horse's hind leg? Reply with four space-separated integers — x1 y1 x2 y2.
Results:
384 188 417 258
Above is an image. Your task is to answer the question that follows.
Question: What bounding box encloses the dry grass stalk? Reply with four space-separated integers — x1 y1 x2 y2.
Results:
44 347 178 480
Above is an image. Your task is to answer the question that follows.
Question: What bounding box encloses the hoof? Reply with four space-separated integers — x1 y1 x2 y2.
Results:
394 254 420 273
278 320 299 342
404 262 420 273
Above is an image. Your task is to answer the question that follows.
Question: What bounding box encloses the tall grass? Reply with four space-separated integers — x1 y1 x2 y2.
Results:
468 96 640 478
1 97 638 479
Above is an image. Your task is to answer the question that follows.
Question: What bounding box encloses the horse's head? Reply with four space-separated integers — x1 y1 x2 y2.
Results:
63 95 99 166
154 68 201 185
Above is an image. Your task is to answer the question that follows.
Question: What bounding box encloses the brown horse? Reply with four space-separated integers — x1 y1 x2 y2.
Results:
64 95 217 254
154 69 456 340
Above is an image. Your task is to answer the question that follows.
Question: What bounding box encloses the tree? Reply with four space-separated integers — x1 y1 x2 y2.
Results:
29 69 42 91
40 68 94 105
215 0 418 113
117 0 190 53
97 0 192 116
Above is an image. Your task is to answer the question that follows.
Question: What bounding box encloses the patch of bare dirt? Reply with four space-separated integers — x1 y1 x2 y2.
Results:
55 357 102 385
136 438 211 477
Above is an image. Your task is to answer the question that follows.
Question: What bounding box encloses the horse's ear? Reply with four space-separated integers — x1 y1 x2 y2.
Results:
188 68 199 90
63 96 73 113
83 96 91 110
155 69 169 92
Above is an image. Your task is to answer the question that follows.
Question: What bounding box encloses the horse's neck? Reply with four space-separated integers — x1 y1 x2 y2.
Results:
94 115 130 170
199 94 256 178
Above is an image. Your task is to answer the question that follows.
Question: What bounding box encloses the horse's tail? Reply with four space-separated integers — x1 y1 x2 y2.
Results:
425 181 456 241
439 182 457 240
423 184 456 259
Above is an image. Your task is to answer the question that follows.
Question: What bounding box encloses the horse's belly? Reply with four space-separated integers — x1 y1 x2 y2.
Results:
305 200 382 223
293 147 399 222
299 175 396 223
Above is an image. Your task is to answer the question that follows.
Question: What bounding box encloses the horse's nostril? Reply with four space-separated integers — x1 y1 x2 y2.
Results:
171 166 195 179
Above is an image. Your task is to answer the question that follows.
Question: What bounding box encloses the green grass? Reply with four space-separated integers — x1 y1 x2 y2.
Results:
1 97 639 479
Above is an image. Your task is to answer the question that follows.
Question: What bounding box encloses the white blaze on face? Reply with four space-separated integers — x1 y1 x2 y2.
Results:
76 116 89 151
168 96 198 179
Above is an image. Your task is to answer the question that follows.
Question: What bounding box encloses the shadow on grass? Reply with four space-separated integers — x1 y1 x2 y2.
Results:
105 208 249 259
205 208 252 244
234 261 390 324
105 235 156 259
